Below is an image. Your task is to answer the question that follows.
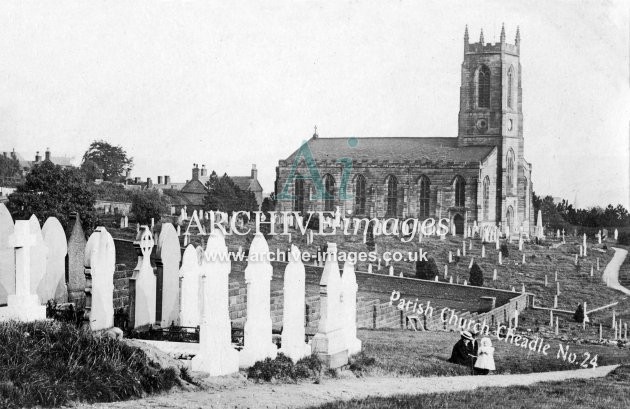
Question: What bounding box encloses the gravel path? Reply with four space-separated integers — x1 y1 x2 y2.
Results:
602 247 630 295
75 364 619 409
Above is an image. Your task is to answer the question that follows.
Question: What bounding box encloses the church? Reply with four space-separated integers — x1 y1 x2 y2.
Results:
275 26 533 237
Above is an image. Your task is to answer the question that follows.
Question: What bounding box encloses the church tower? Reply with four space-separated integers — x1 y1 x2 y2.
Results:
457 25 531 235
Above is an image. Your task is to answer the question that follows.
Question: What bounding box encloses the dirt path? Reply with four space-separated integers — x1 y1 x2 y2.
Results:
602 247 630 295
75 364 619 409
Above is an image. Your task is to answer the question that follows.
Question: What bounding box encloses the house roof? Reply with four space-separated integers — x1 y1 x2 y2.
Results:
232 176 263 193
181 179 207 194
283 137 495 165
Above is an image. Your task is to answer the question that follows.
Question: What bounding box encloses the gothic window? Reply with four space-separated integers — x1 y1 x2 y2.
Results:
354 174 367 216
507 66 514 109
454 176 466 207
324 174 335 212
483 176 490 220
418 176 430 219
386 175 398 217
506 149 515 193
478 65 490 108
294 177 305 213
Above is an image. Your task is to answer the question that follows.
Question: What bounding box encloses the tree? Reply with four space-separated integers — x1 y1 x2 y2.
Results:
203 173 258 214
131 190 171 224
7 161 97 232
0 154 20 178
416 257 438 280
469 262 484 286
81 140 133 182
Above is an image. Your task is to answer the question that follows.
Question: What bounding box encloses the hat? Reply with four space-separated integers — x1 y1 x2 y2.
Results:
460 331 473 341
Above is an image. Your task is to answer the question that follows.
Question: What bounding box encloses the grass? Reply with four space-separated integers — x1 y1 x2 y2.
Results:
0 320 181 408
306 365 630 409
354 329 630 377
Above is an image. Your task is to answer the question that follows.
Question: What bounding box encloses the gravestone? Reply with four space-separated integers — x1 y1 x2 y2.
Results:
0 220 46 321
84 227 115 330
155 223 181 327
312 243 348 368
129 227 156 330
40 217 68 303
192 231 239 375
279 245 312 362
67 214 87 306
341 259 361 355
179 245 202 327
0 204 15 305
29 215 48 301
239 233 278 368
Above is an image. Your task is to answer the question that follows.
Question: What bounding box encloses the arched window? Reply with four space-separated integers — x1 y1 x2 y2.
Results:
418 176 430 219
483 176 490 220
324 174 335 212
454 176 465 207
506 149 515 193
386 175 398 217
478 65 490 108
507 66 514 109
354 175 366 216
294 177 305 213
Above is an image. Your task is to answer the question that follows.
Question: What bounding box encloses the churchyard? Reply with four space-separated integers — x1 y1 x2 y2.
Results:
1 205 630 407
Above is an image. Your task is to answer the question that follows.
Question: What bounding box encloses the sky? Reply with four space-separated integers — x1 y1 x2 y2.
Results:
0 0 628 208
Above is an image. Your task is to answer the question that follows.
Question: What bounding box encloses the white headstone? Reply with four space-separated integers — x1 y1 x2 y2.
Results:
614 229 619 241
341 259 361 355
492 269 497 281
239 233 278 367
192 231 239 375
28 215 48 301
40 217 68 303
279 245 312 362
0 220 46 321
156 223 182 327
311 242 348 368
389 265 394 276
179 245 202 327
84 227 115 330
130 227 156 329
481 245 485 258
0 204 15 306
368 264 373 274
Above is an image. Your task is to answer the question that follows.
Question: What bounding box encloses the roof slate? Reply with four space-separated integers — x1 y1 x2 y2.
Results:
283 137 494 165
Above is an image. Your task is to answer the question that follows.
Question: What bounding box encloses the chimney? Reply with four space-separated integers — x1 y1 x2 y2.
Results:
165 175 171 185
2 152 6 158
251 164 258 180
147 177 153 188
135 176 141 183
11 149 16 160
35 151 41 162
45 148 51 161
201 164 207 177
125 168 131 179
192 164 200 180
157 176 163 184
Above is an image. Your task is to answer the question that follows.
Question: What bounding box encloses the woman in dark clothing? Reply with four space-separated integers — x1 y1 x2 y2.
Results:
448 331 474 366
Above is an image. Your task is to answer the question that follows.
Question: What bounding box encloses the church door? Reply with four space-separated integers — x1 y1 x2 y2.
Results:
453 214 464 235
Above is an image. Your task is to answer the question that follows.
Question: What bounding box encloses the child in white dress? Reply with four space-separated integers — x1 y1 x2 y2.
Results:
474 337 496 375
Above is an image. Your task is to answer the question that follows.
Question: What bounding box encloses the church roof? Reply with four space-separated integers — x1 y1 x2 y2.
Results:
283 137 495 165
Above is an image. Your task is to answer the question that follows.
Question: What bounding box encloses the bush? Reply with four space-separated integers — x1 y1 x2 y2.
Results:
416 257 439 280
247 353 323 383
500 243 509 258
573 304 585 323
469 262 484 286
0 320 180 408
618 232 630 246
